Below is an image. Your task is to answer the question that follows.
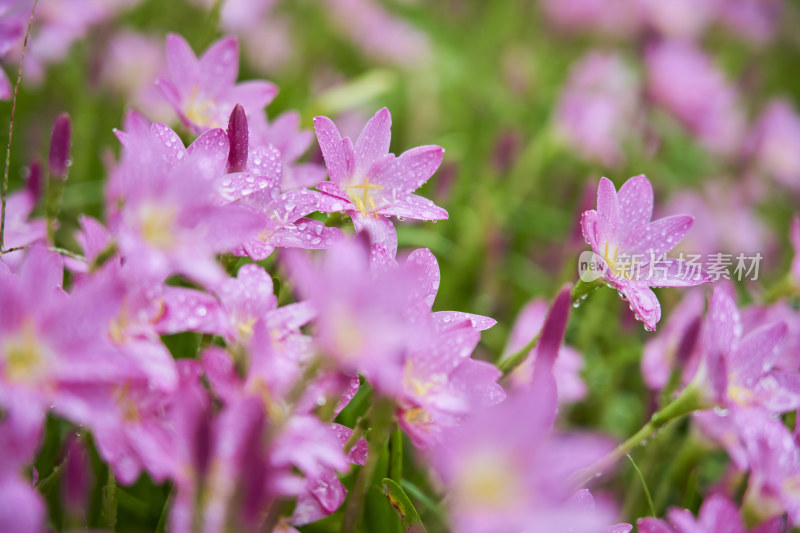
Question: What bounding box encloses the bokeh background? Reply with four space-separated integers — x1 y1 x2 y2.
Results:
3 0 800 529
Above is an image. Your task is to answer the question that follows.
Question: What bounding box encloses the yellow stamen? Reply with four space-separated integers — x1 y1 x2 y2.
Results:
113 382 141 423
346 176 384 216
3 321 44 383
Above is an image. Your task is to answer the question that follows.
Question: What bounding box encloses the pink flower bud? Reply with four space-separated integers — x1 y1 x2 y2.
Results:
48 113 71 180
226 103 249 173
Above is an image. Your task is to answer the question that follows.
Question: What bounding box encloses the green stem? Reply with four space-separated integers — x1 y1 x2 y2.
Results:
390 428 403 483
497 332 539 376
45 176 65 244
341 397 394 533
35 461 65 495
101 469 118 531
568 385 704 489
762 274 798 304
626 454 655 517
571 277 604 303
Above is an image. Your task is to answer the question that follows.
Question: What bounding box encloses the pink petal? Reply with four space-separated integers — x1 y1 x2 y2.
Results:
616 174 653 234
271 219 343 250
618 280 661 331
151 123 187 166
433 311 497 331
224 80 278 112
729 321 787 381
351 214 398 266
596 177 619 247
313 116 347 184
644 258 712 287
0 67 11 100
199 36 239 97
381 194 448 221
636 518 673 533
354 107 392 176
580 209 600 249
406 248 440 310
622 214 693 257
165 34 200 91
372 144 444 194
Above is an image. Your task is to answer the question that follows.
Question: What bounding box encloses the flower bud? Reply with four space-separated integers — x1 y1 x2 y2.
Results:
226 104 249 173
48 113 72 180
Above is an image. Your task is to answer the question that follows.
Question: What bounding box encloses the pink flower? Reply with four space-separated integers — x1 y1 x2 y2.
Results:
430 385 617 533
156 33 277 133
555 51 641 167
538 0 640 37
718 0 782 45
107 112 263 288
699 286 798 413
646 40 745 156
581 175 710 331
637 492 780 533
313 107 447 254
746 99 800 190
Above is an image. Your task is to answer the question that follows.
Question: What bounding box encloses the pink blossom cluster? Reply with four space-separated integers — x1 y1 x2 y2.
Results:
3 4 800 531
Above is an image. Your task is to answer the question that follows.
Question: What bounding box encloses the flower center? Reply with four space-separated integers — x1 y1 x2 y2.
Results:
454 450 523 510
3 321 45 384
184 87 218 127
113 382 141 423
346 176 384 215
140 205 176 248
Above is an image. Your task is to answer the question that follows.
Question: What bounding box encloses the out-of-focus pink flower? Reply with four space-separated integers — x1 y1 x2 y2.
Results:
287 238 434 395
698 286 799 413
101 31 175 124
539 0 640 37
0 396 45 533
555 51 641 167
639 0 720 39
581 175 710 331
430 383 617 533
107 112 263 288
501 298 587 403
665 180 773 258
646 40 745 156
718 0 782 45
736 408 800 526
641 289 705 391
156 33 277 133
746 99 800 190
637 492 780 532
322 0 431 68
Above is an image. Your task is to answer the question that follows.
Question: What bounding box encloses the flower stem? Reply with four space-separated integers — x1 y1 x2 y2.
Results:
390 428 403 483
568 385 704 489
497 332 539 376
101 469 118 531
0 0 37 250
342 396 394 533
571 277 604 303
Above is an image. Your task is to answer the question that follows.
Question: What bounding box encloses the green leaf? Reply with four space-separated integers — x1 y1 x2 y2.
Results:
381 478 426 533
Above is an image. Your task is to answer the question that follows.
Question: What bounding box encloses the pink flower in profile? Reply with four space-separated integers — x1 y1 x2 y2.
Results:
581 175 711 331
646 40 745 156
555 51 641 167
313 107 447 255
156 33 277 133
501 298 587 403
746 99 800 190
637 492 780 533
698 286 798 413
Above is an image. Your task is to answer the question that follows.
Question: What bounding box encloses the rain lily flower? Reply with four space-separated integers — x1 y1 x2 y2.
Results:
698 286 799 413
746 99 800 191
286 238 434 396
397 321 505 448
645 40 745 156
156 33 277 133
430 384 616 533
580 174 711 331
637 492 782 533
555 51 641 167
735 408 800 527
107 111 263 288
313 107 448 255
